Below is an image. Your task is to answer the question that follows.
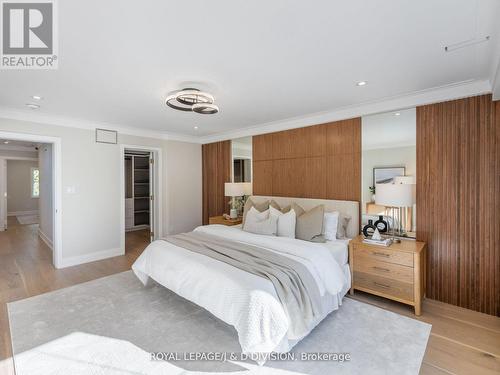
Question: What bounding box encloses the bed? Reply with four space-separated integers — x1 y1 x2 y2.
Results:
132 196 359 357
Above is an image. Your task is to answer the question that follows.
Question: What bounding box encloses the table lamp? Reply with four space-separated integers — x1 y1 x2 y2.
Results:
224 182 245 219
375 182 414 242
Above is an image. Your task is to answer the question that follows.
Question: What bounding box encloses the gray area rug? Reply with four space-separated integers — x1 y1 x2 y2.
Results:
8 271 431 374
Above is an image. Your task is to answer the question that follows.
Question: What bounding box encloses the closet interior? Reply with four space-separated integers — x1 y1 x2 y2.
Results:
124 151 151 231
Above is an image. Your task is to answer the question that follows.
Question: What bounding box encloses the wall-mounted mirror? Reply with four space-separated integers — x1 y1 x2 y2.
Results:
231 136 252 183
361 108 416 239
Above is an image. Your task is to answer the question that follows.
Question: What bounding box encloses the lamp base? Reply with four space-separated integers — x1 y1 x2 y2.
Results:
229 209 238 219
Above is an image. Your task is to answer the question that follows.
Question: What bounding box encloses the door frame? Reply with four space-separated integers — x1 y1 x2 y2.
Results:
119 144 163 253
0 131 63 268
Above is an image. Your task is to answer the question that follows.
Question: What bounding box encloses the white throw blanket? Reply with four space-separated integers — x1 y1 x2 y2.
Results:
132 225 347 355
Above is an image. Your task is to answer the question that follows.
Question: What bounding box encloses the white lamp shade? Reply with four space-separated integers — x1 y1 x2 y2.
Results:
394 175 415 184
239 182 253 196
224 182 244 197
375 183 414 207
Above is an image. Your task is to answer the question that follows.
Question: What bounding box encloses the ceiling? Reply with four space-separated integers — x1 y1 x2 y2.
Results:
0 0 499 142
362 108 416 150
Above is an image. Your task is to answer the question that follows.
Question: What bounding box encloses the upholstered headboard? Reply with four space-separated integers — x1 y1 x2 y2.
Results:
250 196 360 239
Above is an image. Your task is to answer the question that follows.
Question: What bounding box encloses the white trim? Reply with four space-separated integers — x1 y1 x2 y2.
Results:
38 228 53 251
0 107 200 143
0 159 6 231
2 156 38 161
0 131 62 269
199 79 492 143
493 61 500 100
0 79 493 145
8 210 38 216
0 144 37 152
119 144 163 254
59 248 122 268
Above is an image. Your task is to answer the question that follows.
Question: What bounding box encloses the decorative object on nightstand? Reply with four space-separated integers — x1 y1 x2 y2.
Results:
349 235 426 315
362 219 376 237
375 181 414 243
224 182 244 219
374 215 388 233
208 215 242 226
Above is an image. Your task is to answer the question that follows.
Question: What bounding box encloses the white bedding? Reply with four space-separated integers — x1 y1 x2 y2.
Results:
132 224 350 355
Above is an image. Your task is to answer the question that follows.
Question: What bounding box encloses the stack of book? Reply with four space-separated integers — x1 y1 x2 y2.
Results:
362 237 393 247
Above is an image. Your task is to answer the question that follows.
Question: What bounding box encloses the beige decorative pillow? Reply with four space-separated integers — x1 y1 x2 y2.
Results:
242 198 270 225
269 200 282 210
282 202 305 217
294 204 325 242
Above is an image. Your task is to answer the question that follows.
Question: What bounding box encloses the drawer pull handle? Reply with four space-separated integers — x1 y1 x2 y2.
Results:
373 266 390 272
374 282 391 289
373 252 390 257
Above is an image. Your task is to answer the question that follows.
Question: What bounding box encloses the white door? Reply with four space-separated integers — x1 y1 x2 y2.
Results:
149 152 154 242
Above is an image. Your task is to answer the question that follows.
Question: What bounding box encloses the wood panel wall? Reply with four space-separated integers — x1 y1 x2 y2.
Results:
253 118 361 202
417 94 500 316
202 141 231 225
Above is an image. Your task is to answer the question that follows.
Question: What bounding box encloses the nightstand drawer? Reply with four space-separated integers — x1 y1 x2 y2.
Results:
354 245 414 267
354 271 414 302
353 258 413 284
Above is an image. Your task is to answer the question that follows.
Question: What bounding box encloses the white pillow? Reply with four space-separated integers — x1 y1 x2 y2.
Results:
269 206 296 238
243 207 277 236
322 211 339 241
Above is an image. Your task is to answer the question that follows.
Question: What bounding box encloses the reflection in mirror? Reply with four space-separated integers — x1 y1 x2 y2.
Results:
231 136 252 183
361 108 416 239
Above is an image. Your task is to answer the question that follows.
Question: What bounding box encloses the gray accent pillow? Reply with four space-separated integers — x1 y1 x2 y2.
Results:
242 198 269 225
336 213 352 239
295 204 325 242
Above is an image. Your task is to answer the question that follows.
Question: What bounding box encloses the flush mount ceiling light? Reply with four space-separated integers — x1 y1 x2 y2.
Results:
165 88 219 114
394 112 401 116
32 95 43 100
25 103 40 109
356 81 367 86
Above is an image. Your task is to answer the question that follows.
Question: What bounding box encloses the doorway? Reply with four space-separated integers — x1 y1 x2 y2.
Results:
0 131 62 268
120 145 162 254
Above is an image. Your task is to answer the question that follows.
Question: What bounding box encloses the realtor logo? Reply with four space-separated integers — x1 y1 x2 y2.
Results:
1 0 58 69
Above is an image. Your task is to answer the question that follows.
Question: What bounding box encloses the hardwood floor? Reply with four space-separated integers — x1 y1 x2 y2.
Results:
0 218 498 374
349 291 500 374
0 217 149 375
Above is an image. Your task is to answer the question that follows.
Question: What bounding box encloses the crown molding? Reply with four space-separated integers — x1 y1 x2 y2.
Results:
0 107 201 144
199 79 492 144
0 79 492 146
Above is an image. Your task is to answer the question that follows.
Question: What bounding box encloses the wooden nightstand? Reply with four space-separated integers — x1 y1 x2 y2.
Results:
208 215 242 226
349 235 426 315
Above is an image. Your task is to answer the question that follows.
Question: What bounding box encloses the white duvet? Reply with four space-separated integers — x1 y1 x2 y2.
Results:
132 224 348 355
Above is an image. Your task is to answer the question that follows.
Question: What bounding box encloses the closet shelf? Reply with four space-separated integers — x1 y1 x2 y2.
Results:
134 210 149 214
134 196 149 199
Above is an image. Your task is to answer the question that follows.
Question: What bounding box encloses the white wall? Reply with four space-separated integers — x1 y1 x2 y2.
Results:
0 118 202 267
6 159 39 214
38 144 53 244
361 146 416 213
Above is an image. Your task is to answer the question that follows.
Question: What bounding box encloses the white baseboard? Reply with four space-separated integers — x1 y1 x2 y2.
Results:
8 210 38 217
38 228 53 251
59 247 124 268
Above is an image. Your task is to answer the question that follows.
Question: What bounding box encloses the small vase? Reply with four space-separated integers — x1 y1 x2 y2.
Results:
374 215 388 233
363 219 376 237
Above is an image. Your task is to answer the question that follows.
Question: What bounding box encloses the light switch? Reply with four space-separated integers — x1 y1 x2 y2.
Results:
65 186 76 194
